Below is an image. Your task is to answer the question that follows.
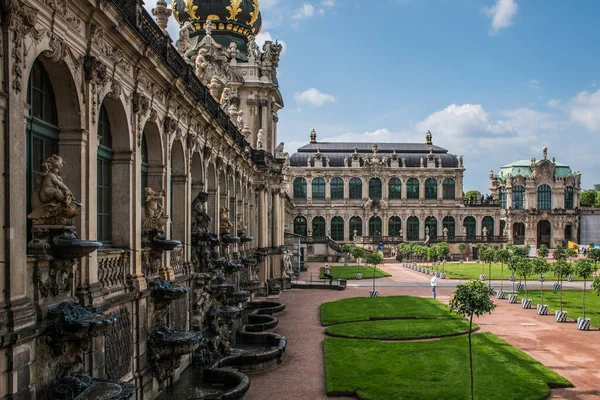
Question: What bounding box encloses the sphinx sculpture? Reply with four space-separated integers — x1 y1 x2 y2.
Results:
143 187 168 230
220 207 234 235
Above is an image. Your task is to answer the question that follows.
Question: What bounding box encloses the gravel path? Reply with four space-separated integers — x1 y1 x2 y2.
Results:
246 260 600 400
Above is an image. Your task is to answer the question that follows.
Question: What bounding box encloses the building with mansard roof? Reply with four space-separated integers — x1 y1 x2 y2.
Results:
284 130 507 260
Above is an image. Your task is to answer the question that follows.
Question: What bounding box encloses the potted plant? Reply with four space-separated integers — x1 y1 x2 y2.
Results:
437 242 450 278
366 251 384 298
507 254 520 304
552 259 572 322
517 257 533 309
495 248 510 299
449 280 496 400
458 242 467 263
573 259 596 330
478 246 488 281
351 245 365 280
531 257 550 315
341 243 353 266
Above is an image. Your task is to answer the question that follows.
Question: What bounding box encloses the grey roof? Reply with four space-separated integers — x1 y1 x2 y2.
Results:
290 142 459 168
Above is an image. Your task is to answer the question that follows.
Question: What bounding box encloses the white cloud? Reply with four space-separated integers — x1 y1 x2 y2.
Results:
527 79 540 89
483 0 518 35
547 99 561 108
294 88 336 106
293 3 316 19
255 31 287 53
321 0 336 7
570 90 600 131
261 0 279 10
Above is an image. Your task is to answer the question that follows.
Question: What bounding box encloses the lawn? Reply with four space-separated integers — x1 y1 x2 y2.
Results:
517 289 600 327
441 262 592 281
325 319 474 340
324 333 571 400
320 296 458 326
319 266 391 280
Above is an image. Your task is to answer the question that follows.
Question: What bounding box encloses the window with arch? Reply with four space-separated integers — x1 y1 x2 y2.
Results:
331 216 344 241
141 133 149 209
294 216 307 237
565 186 574 210
312 216 326 237
312 178 326 200
512 185 525 209
97 105 113 244
499 187 507 209
369 178 382 200
463 216 476 238
482 216 494 237
369 216 382 236
443 216 455 238
293 177 307 199
389 178 402 199
407 216 419 241
407 178 419 200
537 184 552 210
349 178 362 200
389 217 402 236
349 216 362 241
442 178 455 200
330 177 344 200
27 60 58 247
425 216 437 238
425 178 438 200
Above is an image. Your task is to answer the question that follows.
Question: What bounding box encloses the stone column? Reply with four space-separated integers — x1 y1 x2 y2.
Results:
307 179 312 200
271 189 281 246
401 178 407 199
437 180 443 201
325 178 331 201
419 178 425 200
506 187 513 208
476 216 482 237
344 178 349 199
419 218 425 240
171 174 188 245
257 186 268 281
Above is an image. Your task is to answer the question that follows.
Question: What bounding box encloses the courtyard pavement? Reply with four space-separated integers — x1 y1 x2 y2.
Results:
246 260 600 400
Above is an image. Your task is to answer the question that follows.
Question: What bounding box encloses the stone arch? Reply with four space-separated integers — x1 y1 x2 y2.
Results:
142 120 165 192
206 161 218 231
170 140 187 241
191 152 204 190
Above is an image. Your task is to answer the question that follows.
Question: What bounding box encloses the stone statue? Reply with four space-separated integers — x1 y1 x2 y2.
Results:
424 235 430 245
28 154 81 225
282 153 290 175
462 226 467 237
227 42 239 60
443 227 449 238
420 157 424 168
542 146 548 160
482 227 488 238
204 20 214 36
307 156 312 167
458 155 464 168
241 125 251 139
353 229 358 238
219 87 231 109
194 48 208 80
503 225 508 237
399 229 403 237
363 198 373 209
326 157 330 167
220 207 233 235
143 187 168 229
247 35 260 60
275 142 285 158
236 213 247 236
343 156 348 167
208 76 221 99
438 157 443 168
191 191 211 234
256 129 264 150
228 103 239 118
176 21 194 58
282 250 294 278
236 109 245 130
402 157 407 168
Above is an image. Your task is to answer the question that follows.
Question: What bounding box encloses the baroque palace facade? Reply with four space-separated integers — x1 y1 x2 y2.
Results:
0 0 290 399
285 131 582 258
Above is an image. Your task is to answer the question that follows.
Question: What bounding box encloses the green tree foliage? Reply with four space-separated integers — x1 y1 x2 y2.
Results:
580 190 597 207
552 260 572 312
516 257 533 299
351 246 365 266
365 252 385 293
537 244 549 258
465 190 482 200
495 248 510 292
458 243 467 261
531 257 550 304
552 246 566 262
573 259 597 319
449 280 496 400
341 244 353 254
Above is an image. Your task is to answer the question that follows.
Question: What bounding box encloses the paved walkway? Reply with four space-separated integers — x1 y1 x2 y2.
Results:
246 261 600 400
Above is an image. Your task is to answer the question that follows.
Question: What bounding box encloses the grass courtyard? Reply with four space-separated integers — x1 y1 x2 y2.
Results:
440 262 591 281
322 296 571 400
514 289 600 327
318 265 391 280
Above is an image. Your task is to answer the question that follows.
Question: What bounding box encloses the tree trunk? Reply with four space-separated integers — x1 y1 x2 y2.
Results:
541 281 544 304
583 280 586 319
469 313 474 400
500 264 504 292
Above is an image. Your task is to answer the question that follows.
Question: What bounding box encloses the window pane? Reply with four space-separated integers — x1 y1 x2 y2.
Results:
407 179 419 200
389 178 401 199
425 179 437 200
331 178 344 200
369 179 382 201
349 178 362 200
443 178 455 200
312 178 325 199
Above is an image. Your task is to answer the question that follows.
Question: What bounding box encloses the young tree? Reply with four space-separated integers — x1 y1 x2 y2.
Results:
537 244 549 259
573 259 596 319
458 242 467 262
351 246 365 267
341 244 353 265
495 248 510 293
531 257 550 304
517 257 533 300
449 280 496 400
365 251 385 294
588 248 600 272
552 260 572 313
438 242 450 273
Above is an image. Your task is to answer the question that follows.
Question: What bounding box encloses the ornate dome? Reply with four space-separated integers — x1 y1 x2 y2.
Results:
172 0 262 38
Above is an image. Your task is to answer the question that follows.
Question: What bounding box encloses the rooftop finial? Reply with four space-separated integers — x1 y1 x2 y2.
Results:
542 146 548 160
310 129 317 144
426 130 433 146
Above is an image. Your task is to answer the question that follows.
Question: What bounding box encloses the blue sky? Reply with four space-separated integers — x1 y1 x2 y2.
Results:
153 0 600 193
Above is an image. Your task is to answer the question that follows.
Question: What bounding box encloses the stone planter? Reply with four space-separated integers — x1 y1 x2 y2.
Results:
538 275 545 282
479 274 486 281
508 294 518 303
577 317 591 331
355 273 363 280
509 275 516 282
553 283 562 291
441 273 447 279
555 310 568 322
435 272 440 278
496 290 505 299
568 275 575 282
516 283 524 291
369 290 379 297
537 304 548 315
522 299 532 309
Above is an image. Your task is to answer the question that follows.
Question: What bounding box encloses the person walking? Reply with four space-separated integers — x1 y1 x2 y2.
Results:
430 273 438 299
324 264 333 285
